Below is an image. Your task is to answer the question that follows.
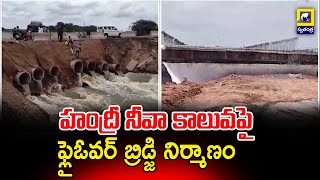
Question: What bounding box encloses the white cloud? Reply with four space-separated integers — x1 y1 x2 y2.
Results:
162 0 318 49
2 0 158 31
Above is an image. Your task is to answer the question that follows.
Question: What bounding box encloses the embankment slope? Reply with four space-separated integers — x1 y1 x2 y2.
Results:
2 38 158 127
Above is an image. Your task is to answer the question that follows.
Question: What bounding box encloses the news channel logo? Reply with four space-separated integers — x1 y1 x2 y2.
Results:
296 8 315 34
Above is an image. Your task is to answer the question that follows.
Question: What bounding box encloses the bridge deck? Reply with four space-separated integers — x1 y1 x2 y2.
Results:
162 46 318 65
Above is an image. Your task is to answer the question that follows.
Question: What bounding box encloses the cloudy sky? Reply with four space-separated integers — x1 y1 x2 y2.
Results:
162 0 318 49
2 0 158 31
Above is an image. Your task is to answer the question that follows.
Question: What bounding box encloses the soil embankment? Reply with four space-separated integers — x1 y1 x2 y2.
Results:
2 75 50 129
3 38 157 88
162 74 318 119
2 38 158 127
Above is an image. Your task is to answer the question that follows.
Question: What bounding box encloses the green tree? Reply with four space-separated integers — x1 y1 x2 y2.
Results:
57 22 65 27
48 25 56 32
130 19 158 36
84 25 97 32
53 22 97 32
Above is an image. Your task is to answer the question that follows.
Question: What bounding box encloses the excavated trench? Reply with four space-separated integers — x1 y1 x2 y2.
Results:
2 38 158 127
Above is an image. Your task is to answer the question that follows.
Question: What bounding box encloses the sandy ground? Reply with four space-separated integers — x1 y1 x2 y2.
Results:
162 74 318 120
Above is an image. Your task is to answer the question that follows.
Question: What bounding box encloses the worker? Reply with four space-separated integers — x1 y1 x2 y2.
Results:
38 26 43 33
27 30 32 40
13 26 22 40
57 25 64 42
43 27 48 33
12 27 17 38
75 43 82 58
67 36 74 55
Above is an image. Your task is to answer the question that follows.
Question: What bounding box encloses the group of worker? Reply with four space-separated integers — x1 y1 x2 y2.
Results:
58 24 82 58
66 35 81 58
38 26 49 33
11 24 82 58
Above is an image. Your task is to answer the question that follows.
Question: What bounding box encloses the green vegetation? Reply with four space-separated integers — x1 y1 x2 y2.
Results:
129 19 158 36
4 19 158 34
48 22 97 32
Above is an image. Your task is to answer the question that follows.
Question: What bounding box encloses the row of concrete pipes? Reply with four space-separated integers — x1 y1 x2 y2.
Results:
14 59 121 95
70 59 120 75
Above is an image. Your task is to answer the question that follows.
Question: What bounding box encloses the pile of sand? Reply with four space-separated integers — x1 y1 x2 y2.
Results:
162 74 318 111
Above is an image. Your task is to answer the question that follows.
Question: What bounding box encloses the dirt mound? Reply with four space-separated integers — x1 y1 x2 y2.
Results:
162 74 318 111
162 81 203 109
104 38 158 73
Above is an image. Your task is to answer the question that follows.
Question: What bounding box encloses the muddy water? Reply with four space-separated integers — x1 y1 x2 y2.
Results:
28 72 158 121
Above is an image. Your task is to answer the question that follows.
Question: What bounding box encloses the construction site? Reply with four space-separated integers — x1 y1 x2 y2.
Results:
162 33 318 121
2 25 158 127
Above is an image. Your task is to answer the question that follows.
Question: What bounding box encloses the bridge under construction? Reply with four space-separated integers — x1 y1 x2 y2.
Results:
162 37 318 84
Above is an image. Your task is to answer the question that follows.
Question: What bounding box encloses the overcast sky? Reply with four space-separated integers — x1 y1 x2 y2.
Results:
162 0 318 49
2 0 158 31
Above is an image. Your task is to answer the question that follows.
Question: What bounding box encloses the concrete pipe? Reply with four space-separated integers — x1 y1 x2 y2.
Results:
109 63 120 72
70 60 84 73
96 61 109 73
48 65 61 77
15 71 31 86
82 60 97 76
83 60 97 72
31 67 45 81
